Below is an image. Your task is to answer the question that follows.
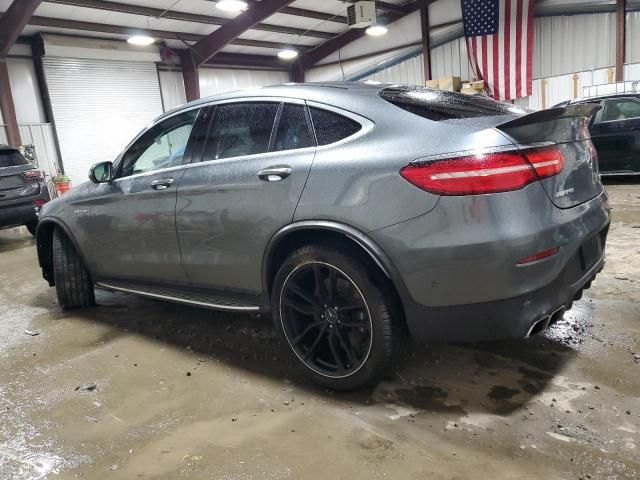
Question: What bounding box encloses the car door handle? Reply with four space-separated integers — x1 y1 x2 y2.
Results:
151 178 174 190
258 167 292 182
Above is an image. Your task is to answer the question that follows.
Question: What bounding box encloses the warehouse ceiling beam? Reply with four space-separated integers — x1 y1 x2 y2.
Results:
0 0 43 56
16 15 311 52
191 0 297 66
301 0 428 69
243 0 347 23
45 0 335 39
419 1 431 83
0 0 43 147
344 1 412 15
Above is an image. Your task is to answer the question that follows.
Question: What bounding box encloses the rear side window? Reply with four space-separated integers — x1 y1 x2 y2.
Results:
273 104 315 152
379 86 518 121
204 102 279 161
309 107 362 146
0 149 29 168
601 98 640 122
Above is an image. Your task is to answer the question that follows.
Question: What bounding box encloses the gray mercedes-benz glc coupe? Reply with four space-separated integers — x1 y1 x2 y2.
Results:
36 83 610 390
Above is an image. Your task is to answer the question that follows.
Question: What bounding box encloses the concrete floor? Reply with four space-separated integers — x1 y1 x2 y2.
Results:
1 182 638 480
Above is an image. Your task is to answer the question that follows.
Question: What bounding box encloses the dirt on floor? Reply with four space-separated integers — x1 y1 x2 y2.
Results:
0 181 638 480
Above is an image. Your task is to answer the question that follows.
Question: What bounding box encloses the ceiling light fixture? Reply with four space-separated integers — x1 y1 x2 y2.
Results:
366 25 388 37
216 0 248 12
278 49 299 60
127 35 155 46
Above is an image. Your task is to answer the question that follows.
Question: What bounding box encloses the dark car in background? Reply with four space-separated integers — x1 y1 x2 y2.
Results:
557 94 640 175
0 145 50 236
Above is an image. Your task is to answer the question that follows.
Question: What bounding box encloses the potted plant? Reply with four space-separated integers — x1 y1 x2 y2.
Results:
52 173 72 196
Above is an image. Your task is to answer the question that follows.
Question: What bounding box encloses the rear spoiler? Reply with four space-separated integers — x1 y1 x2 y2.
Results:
495 104 601 144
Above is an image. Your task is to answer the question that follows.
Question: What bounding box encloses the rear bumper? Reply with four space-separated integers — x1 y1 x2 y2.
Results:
370 183 611 342
400 230 606 342
0 187 50 229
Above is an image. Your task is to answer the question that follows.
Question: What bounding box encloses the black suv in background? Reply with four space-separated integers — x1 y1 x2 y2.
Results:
0 145 50 236
556 94 640 175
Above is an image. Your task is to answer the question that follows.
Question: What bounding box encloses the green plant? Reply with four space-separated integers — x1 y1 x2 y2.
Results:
52 173 71 184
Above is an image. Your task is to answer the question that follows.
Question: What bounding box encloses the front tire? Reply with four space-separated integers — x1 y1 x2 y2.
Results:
272 244 404 391
52 228 95 309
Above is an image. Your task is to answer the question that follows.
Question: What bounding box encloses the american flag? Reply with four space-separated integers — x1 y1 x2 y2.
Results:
461 0 534 100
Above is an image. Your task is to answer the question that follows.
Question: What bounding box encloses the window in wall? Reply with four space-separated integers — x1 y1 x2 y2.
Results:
309 107 362 146
601 99 640 122
273 104 315 152
203 102 279 161
120 109 199 178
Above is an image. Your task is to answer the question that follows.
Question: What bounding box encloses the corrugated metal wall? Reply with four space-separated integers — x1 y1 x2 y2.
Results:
158 70 187 112
627 11 640 64
361 11 630 87
363 37 472 86
198 68 289 97
365 54 424 85
430 37 472 81
535 13 616 78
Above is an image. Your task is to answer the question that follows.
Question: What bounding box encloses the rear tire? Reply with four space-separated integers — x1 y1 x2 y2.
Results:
52 228 95 309
272 244 405 391
25 221 37 237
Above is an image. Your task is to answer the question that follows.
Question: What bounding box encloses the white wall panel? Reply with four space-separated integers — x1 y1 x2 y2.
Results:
43 57 164 185
431 37 472 81
7 58 46 124
0 58 46 125
158 70 187 112
198 68 289 97
627 11 640 64
363 54 424 85
534 13 616 78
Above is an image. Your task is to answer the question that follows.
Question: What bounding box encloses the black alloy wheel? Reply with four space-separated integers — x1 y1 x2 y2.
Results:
272 244 404 390
280 261 373 378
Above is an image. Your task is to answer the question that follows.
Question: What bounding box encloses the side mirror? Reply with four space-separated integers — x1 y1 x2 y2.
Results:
89 161 113 184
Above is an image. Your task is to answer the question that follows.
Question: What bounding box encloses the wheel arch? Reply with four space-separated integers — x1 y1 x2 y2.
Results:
262 221 407 307
36 218 91 287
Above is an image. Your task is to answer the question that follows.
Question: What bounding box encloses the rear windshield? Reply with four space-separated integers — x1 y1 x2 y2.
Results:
0 149 29 168
379 86 518 121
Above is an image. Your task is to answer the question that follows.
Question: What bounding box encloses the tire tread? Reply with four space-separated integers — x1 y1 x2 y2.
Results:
53 228 95 309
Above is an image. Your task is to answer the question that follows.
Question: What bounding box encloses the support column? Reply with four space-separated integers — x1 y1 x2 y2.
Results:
180 50 200 102
616 0 625 82
419 2 432 84
290 59 305 83
0 59 21 146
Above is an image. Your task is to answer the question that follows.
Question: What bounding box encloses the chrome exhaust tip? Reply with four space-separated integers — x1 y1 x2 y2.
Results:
526 315 551 338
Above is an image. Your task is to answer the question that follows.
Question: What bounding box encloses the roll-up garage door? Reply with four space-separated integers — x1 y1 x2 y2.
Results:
43 58 164 185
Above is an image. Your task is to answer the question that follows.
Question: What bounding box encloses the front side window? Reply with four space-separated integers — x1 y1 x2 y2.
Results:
120 109 198 178
273 104 315 152
203 102 279 161
601 98 640 122
309 107 362 146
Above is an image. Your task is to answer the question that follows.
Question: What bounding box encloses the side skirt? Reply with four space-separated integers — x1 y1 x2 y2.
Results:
96 280 262 313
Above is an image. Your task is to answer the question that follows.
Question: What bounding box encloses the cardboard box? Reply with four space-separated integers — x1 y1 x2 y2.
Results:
425 79 439 89
460 85 482 95
438 76 462 92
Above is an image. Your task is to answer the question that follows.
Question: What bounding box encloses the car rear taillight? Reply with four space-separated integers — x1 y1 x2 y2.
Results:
23 169 44 180
400 146 564 195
